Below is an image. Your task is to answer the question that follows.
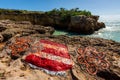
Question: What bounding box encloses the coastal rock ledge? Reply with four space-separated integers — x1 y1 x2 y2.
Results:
0 34 120 80
0 12 105 34
68 15 105 34
0 20 119 80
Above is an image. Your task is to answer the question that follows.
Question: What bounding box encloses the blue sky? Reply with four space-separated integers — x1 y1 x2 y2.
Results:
0 0 120 15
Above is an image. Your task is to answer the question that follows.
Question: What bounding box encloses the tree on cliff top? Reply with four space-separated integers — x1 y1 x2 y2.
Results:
45 8 92 22
45 8 92 16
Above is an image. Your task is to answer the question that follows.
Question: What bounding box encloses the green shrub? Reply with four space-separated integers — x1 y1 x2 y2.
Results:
45 8 92 16
45 8 92 22
0 8 43 14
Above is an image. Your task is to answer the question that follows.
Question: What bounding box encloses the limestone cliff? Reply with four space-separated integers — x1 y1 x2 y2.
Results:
0 9 105 34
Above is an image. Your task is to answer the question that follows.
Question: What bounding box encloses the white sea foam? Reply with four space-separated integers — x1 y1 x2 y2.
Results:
91 15 120 42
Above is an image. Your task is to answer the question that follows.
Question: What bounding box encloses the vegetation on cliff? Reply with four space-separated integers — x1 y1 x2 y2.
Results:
46 8 91 16
0 8 105 34
0 8 43 14
0 8 91 16
45 8 92 21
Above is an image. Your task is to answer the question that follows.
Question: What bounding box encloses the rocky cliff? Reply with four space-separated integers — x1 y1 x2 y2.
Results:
68 15 105 34
0 10 105 34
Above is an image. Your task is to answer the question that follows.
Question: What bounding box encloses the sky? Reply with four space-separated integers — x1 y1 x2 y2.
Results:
0 0 120 15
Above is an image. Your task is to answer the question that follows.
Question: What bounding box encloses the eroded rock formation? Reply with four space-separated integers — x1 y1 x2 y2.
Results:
0 13 105 34
0 20 54 41
0 35 120 80
68 15 105 34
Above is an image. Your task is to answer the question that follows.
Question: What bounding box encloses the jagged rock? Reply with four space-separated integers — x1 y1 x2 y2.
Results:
97 22 105 30
90 15 99 21
0 13 105 34
68 15 105 34
0 27 6 32
0 34 4 42
0 20 55 42
0 35 119 80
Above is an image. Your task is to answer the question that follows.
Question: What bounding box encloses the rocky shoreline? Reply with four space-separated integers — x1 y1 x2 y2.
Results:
68 15 105 34
0 20 119 80
0 20 54 42
0 9 105 34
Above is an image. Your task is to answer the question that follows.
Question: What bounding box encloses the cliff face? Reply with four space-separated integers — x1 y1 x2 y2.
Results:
68 15 105 34
0 13 105 34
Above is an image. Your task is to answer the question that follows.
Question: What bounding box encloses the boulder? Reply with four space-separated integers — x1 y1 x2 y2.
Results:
68 15 105 34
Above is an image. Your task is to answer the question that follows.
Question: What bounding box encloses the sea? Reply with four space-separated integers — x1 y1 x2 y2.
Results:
53 15 120 42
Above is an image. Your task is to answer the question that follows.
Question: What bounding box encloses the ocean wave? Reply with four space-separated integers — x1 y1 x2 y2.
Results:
91 15 120 42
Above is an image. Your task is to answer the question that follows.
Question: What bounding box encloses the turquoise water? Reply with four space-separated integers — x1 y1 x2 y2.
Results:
90 15 120 42
53 30 68 35
53 15 120 42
